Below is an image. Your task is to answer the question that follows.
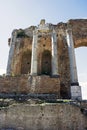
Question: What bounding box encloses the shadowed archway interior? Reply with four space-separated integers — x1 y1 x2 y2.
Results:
21 50 31 74
41 50 51 75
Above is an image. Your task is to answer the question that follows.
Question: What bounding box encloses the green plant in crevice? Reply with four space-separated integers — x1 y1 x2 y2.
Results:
17 29 29 38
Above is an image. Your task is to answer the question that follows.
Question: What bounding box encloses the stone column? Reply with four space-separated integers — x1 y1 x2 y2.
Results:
31 30 38 75
51 30 59 76
66 29 82 100
6 30 17 75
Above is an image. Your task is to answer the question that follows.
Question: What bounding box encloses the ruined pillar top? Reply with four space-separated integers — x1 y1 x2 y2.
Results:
66 28 72 34
40 19 45 25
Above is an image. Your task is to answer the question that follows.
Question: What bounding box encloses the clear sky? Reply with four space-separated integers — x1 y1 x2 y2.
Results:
0 0 87 99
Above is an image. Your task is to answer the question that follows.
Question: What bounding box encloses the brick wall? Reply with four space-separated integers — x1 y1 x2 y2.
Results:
0 75 60 96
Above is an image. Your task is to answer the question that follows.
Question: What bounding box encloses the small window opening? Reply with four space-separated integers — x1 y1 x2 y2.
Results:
43 44 46 47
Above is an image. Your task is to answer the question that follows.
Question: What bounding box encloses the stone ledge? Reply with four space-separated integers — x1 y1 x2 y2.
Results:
0 75 60 97
0 103 86 130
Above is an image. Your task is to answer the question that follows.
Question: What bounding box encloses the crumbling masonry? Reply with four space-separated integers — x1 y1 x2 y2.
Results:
0 19 87 130
6 19 87 99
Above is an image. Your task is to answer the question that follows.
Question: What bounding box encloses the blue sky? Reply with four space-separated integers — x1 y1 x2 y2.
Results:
0 0 87 99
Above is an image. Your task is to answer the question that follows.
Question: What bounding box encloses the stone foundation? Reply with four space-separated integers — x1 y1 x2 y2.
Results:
0 75 60 97
0 102 87 130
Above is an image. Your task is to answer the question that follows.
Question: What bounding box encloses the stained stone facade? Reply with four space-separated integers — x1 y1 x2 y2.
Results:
6 19 87 99
0 19 87 130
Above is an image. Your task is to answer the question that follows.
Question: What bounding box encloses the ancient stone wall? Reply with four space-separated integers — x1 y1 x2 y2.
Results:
0 75 60 96
7 19 87 98
68 19 87 48
11 37 32 75
37 35 52 75
10 32 70 98
55 19 87 47
0 103 87 130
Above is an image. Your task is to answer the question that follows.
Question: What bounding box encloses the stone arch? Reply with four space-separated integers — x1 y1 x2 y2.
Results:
41 50 51 75
74 38 87 48
21 50 31 74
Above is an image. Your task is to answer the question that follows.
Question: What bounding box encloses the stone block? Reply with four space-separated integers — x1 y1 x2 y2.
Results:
0 75 60 97
71 85 82 100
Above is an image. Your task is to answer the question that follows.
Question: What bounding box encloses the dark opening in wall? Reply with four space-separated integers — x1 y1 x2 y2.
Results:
21 50 31 74
60 83 70 99
41 50 51 75
43 44 46 47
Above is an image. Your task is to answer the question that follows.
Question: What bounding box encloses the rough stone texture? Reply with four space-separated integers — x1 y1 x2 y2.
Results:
6 19 87 98
55 19 87 47
11 37 32 75
0 103 87 130
0 19 87 129
68 19 87 48
0 75 60 96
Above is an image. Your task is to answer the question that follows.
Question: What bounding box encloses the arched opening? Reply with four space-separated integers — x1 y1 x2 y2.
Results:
21 50 31 74
75 47 87 99
41 50 51 75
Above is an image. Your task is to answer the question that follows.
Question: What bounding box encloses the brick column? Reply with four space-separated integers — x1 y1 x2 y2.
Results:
51 30 59 76
6 30 17 75
31 30 38 75
66 29 82 100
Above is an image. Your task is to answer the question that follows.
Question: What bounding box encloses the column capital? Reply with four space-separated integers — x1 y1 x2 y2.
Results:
66 28 72 35
33 30 38 35
12 29 18 36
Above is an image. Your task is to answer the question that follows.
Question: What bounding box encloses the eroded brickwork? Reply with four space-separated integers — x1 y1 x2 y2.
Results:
0 19 87 129
6 19 87 98
0 75 60 96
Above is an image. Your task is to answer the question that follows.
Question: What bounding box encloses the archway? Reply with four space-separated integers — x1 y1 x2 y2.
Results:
75 47 87 99
41 50 51 75
21 50 31 74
